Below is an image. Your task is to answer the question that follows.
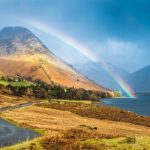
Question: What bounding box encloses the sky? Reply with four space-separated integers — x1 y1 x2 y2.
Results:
0 0 150 72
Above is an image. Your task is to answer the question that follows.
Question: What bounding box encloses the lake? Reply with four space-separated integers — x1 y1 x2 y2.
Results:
103 94 150 116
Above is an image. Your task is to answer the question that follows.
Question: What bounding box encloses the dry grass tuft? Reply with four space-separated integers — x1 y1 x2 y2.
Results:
40 128 119 150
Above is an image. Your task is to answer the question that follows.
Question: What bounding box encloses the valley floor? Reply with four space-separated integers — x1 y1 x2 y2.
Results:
0 97 150 149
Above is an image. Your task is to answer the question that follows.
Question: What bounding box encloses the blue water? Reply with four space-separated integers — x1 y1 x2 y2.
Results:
103 94 150 116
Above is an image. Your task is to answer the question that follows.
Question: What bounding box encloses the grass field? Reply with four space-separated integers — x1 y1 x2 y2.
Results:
3 105 150 137
0 94 31 108
0 80 33 87
36 101 150 127
1 99 150 150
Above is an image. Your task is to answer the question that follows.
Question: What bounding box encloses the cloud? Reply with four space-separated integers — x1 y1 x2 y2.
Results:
37 28 149 73
106 40 137 54
90 39 149 72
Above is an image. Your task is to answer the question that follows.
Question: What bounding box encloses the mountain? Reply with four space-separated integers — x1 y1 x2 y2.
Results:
127 65 150 92
74 62 129 91
0 26 111 93
0 26 50 55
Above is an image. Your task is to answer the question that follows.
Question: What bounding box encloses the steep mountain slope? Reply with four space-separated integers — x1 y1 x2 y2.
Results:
0 26 111 93
74 62 129 91
127 65 150 92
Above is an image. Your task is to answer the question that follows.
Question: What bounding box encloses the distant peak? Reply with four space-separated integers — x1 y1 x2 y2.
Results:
0 26 36 40
0 26 50 55
1 26 31 32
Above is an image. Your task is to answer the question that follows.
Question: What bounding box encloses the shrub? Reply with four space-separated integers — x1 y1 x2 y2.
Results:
123 136 136 144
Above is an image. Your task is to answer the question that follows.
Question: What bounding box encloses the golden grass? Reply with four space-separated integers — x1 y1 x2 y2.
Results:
2 105 150 137
0 94 30 108
1 100 150 150
39 102 150 127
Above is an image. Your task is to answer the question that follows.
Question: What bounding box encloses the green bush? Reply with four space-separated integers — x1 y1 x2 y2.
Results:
114 91 122 97
123 136 136 144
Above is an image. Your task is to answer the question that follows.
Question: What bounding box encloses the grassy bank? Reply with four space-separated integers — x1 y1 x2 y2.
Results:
1 130 150 150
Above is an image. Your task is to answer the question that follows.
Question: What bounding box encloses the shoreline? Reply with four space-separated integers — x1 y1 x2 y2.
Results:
104 96 133 99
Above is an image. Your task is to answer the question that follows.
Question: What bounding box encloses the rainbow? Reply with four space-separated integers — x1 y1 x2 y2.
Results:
26 20 136 98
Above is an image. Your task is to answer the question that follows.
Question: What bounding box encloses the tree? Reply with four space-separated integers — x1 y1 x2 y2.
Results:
114 91 122 97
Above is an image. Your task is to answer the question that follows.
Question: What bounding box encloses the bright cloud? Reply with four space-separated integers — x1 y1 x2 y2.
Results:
93 39 149 72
